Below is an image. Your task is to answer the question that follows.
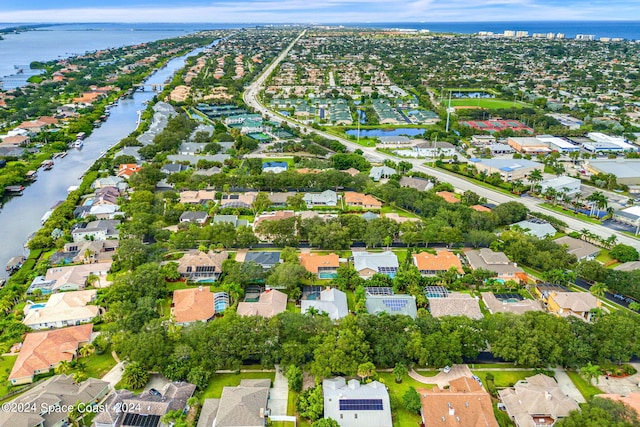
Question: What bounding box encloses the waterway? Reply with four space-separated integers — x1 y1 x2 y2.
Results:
0 44 212 278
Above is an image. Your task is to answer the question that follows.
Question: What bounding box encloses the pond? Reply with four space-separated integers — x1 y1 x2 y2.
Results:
345 128 425 138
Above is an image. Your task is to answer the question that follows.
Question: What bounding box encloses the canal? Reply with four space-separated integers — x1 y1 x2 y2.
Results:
0 44 211 278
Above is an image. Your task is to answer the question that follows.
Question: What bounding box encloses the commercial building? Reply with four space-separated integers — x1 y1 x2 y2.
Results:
507 137 551 155
587 132 638 152
587 159 640 185
536 135 580 153
467 158 543 182
539 176 581 195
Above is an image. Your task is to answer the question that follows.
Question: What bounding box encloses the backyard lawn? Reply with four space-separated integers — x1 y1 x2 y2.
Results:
472 370 538 388
81 351 117 379
201 372 275 400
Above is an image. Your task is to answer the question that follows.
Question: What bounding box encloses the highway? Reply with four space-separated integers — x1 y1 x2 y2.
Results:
243 31 640 252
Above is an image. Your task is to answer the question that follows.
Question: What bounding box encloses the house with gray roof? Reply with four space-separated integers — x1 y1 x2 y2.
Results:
71 219 120 243
166 154 230 165
0 375 109 427
301 288 349 320
512 219 556 239
366 294 417 318
369 166 396 181
554 236 600 261
323 377 393 427
198 379 270 427
161 163 190 175
303 190 338 208
428 292 483 319
399 176 433 191
91 176 128 191
614 261 640 272
180 211 209 225
352 251 399 279
244 252 281 270
113 146 142 162
465 248 526 283
263 161 289 174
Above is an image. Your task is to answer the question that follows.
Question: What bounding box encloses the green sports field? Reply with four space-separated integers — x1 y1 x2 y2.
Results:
450 98 529 109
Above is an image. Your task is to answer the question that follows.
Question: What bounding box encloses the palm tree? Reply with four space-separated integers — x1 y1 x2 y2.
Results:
122 362 149 390
55 360 73 375
78 344 95 358
528 169 543 192
393 362 408 383
357 362 376 382
581 362 601 385
590 282 608 298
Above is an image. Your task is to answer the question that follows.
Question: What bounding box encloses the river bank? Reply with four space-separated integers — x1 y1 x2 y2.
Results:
0 41 217 278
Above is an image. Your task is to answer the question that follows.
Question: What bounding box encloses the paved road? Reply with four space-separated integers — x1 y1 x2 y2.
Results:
243 31 640 253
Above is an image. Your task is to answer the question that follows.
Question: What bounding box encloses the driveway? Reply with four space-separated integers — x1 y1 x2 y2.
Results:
594 363 640 395
554 367 586 403
267 365 288 416
143 373 172 393
101 361 124 388
410 364 473 388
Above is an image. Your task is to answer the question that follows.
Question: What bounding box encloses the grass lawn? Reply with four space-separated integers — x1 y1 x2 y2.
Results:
596 250 616 266
0 355 17 397
468 363 519 369
75 351 117 379
566 370 603 400
201 372 275 400
472 370 538 388
346 290 356 312
450 98 529 109
166 280 190 292
378 372 431 427
287 301 300 313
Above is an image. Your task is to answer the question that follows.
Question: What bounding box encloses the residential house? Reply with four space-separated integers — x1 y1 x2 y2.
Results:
23 290 100 330
177 250 228 282
179 211 209 225
237 289 288 318
362 211 380 221
366 292 418 318
303 190 338 208
72 220 120 243
323 377 393 427
93 186 121 206
166 153 230 165
344 192 382 210
197 379 269 427
554 236 600 261
1 135 30 146
341 167 361 177
428 292 483 320
418 376 499 427
161 163 190 175
353 251 399 279
546 291 601 322
220 193 258 209
614 261 640 272
369 165 396 181
268 191 299 207
512 219 556 239
301 287 349 320
262 161 289 174
0 375 109 427
465 248 527 283
244 251 282 271
436 191 460 204
63 239 119 264
470 205 492 212
172 286 216 326
499 374 580 427
213 214 249 228
597 393 640 417
116 163 142 179
253 210 296 231
300 253 340 279
413 250 464 276
94 381 196 427
180 190 217 205
9 324 93 385
399 176 433 191
114 146 142 163
482 293 543 315
28 262 112 294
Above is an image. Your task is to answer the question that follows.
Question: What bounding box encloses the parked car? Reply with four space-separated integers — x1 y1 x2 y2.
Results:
443 366 451 374
149 388 162 397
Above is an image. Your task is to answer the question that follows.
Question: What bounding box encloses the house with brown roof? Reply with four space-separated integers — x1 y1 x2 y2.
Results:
299 253 340 278
399 176 433 191
198 379 270 427
177 250 228 282
343 191 383 209
237 289 288 318
418 376 498 427
341 167 361 176
428 293 484 320
499 374 580 427
470 204 492 212
554 235 601 261
547 291 601 322
253 210 296 231
465 248 527 284
9 324 93 385
172 286 216 326
413 250 464 276
436 191 460 204
1 135 30 146
180 190 217 205
220 192 258 209
482 293 543 315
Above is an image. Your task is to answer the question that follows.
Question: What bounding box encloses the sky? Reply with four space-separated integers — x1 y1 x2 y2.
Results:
0 0 639 23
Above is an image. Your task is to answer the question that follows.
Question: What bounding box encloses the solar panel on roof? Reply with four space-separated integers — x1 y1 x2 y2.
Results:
122 413 161 427
383 298 409 311
365 287 393 296
377 267 398 273
339 399 384 411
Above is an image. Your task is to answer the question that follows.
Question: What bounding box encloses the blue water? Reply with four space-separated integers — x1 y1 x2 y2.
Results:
346 128 426 137
27 303 46 310
345 21 640 40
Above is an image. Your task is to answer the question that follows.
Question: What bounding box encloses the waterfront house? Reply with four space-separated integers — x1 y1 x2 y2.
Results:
28 262 112 294
116 163 142 179
23 290 100 330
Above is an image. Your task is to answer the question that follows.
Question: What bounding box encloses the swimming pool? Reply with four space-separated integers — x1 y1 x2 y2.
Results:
28 303 46 310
